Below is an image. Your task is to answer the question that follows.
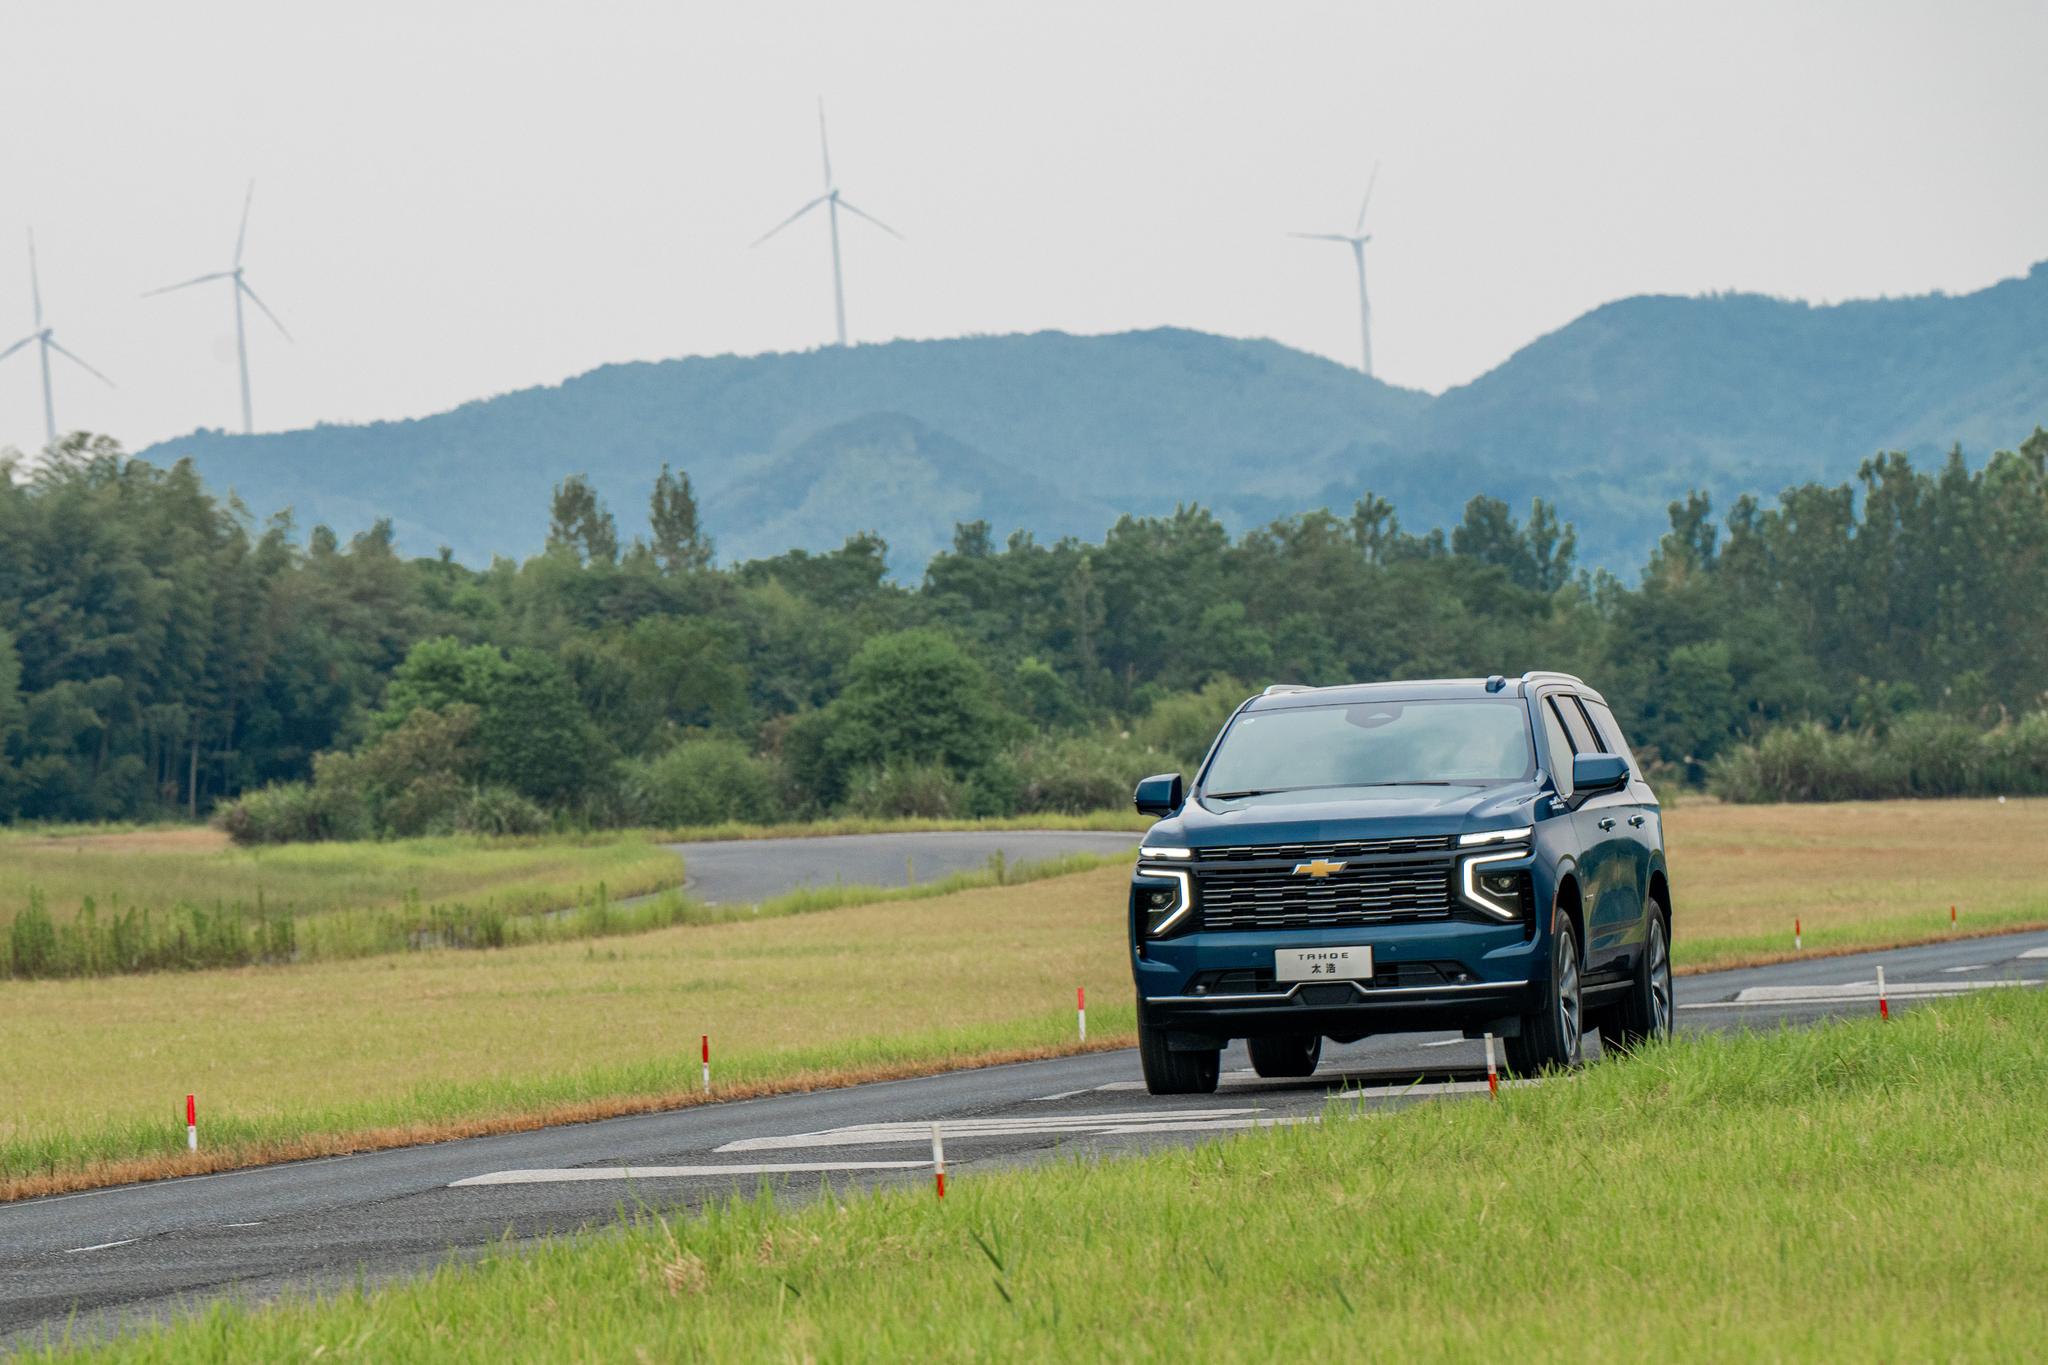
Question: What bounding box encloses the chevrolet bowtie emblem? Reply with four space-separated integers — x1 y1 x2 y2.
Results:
1293 859 1347 878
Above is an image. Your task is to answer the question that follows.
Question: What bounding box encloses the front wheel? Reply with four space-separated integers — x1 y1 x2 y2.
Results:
1137 1000 1221 1095
1505 909 1584 1075
1598 901 1673 1054
1246 1032 1322 1078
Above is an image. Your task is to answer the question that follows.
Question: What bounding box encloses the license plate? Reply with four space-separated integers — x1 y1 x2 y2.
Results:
1274 945 1373 982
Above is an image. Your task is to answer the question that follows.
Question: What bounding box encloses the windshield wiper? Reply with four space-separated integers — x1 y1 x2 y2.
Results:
1204 787 1306 799
1206 780 1482 799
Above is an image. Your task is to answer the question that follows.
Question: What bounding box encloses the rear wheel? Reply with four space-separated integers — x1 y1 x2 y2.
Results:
1246 1032 1322 1078
1597 901 1672 1054
1138 1001 1221 1095
1505 910 1584 1075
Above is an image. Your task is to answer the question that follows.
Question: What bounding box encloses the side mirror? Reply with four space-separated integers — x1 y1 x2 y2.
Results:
1572 753 1629 796
1134 772 1185 817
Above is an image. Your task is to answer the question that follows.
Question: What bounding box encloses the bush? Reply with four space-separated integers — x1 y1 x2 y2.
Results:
1130 678 1248 770
840 762 975 819
1710 711 2048 802
620 739 784 827
1006 735 1183 814
455 786 552 836
216 780 374 845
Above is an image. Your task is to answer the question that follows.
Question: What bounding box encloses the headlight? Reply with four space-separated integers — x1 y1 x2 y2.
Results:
1459 850 1531 922
1138 844 1192 859
1133 866 1193 937
1459 826 1533 847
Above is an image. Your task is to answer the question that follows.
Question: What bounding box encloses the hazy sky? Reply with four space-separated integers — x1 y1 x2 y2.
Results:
2 0 2043 455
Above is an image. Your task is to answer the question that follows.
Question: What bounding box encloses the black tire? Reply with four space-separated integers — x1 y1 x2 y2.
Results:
1138 1001 1221 1095
1505 908 1584 1075
1599 900 1673 1055
1246 1032 1322 1079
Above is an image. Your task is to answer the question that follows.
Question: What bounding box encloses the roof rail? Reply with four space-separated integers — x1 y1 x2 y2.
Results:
1261 683 1315 696
1520 669 1587 687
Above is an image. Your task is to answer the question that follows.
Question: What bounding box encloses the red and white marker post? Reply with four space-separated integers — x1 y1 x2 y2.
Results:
186 1094 197 1152
1484 1033 1499 1098
1795 917 1802 952
1077 986 1087 1044
931 1123 947 1199
701 1035 710 1095
1877 965 1889 1020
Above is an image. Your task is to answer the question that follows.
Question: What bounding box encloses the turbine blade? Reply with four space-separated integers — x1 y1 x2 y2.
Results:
45 337 115 387
238 278 293 340
1353 162 1380 235
835 198 903 240
27 229 42 329
750 195 828 247
143 271 233 297
235 180 256 266
0 334 36 364
1288 232 1353 243
818 98 833 188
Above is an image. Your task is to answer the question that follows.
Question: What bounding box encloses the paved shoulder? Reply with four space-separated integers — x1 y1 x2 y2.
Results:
664 829 1140 905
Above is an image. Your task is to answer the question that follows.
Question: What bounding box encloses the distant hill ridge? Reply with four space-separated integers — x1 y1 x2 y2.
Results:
138 262 2048 575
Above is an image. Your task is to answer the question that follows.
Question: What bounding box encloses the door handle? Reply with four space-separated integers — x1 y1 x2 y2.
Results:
1597 817 1617 831
1628 815 1646 828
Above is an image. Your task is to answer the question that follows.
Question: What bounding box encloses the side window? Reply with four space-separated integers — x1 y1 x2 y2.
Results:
1539 698 1576 796
1553 694 1599 756
1582 699 1643 780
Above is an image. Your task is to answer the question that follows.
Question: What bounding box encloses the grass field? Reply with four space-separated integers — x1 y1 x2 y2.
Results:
38 985 2048 1362
1 798 2039 1198
1665 796 2048 967
0 827 688 928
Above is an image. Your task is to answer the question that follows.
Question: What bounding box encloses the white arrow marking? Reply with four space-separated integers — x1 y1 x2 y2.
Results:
1681 978 2038 1008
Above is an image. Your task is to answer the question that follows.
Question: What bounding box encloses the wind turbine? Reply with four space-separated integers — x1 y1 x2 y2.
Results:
752 101 902 347
1291 162 1381 376
1 231 115 449
144 181 292 435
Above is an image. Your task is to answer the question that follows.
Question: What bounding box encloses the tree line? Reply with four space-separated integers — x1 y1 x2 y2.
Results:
1 428 2043 831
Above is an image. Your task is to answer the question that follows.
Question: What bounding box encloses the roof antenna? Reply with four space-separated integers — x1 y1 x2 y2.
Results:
1485 675 1507 693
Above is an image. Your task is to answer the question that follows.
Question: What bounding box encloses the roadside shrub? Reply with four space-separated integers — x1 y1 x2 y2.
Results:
7 891 57 977
620 739 784 827
1710 712 2048 802
216 780 373 846
1006 735 1182 814
454 786 551 836
840 762 974 819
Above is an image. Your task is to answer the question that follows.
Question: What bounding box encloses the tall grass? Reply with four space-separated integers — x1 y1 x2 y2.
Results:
1712 711 2048 801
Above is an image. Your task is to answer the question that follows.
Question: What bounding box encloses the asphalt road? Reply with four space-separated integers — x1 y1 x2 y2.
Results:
663 829 1142 904
6 925 2045 1352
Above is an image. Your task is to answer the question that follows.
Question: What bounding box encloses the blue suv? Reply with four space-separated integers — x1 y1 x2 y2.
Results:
1128 672 1672 1093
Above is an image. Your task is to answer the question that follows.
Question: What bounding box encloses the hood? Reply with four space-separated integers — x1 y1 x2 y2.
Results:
1143 781 1546 849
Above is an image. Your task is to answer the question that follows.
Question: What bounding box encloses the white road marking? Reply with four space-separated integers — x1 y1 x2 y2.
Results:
2020 947 2048 960
1099 1116 1311 1135
220 1221 266 1228
451 1161 929 1187
1681 978 2039 1008
1418 1037 1468 1048
63 1239 138 1254
1942 964 1989 973
718 1108 1265 1153
1028 1089 1092 1103
1093 1080 1147 1092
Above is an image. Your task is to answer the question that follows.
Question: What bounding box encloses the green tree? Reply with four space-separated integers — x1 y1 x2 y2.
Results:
548 474 618 566
649 464 713 574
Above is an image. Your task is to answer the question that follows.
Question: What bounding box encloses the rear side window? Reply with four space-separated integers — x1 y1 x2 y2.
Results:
1551 694 1599 755
1581 698 1643 779
1539 699 1576 794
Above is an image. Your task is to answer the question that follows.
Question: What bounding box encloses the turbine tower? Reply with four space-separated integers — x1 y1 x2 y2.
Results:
1 231 115 449
1290 162 1380 376
752 101 902 346
144 181 292 435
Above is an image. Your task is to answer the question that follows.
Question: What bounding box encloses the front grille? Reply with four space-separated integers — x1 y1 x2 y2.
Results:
1197 858 1455 930
1195 835 1455 863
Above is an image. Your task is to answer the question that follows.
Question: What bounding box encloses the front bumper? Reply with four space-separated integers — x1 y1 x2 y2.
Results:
1133 920 1542 1040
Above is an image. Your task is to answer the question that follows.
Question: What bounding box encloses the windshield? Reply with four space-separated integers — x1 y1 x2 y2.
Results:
1203 699 1534 795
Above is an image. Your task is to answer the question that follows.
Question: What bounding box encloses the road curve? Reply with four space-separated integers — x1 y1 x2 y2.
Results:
5 924 2044 1351
663 829 1141 904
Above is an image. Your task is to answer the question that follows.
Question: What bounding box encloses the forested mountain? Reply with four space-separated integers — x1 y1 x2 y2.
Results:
134 262 2048 576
